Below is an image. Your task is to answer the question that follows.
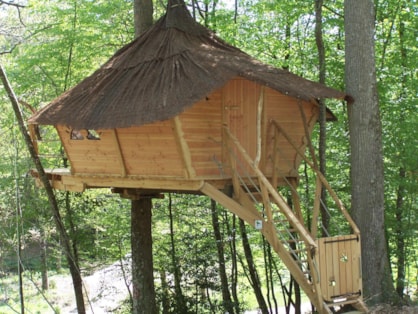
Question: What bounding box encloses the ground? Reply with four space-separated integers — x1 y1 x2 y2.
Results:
53 257 131 313
368 305 418 314
49 258 417 313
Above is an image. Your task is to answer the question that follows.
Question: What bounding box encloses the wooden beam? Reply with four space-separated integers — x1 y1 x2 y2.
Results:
61 175 205 191
311 176 323 238
297 101 319 169
255 86 264 167
30 168 205 192
111 129 127 177
112 188 164 200
270 125 285 188
200 182 262 224
288 177 304 223
172 116 196 179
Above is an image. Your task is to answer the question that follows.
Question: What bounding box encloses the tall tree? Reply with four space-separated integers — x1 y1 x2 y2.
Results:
239 219 269 314
314 0 330 233
167 194 187 313
391 3 414 299
0 66 86 313
131 196 157 314
211 200 235 314
131 0 156 313
344 0 397 305
134 0 153 36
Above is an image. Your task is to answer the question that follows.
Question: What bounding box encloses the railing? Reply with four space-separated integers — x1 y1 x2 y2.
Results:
222 125 317 249
220 125 327 312
218 122 366 313
269 120 360 238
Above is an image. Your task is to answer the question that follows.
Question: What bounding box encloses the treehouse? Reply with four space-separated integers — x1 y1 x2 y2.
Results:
28 2 367 313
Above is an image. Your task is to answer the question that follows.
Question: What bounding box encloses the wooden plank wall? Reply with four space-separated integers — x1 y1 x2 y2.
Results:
263 88 319 178
222 78 259 176
116 122 184 177
58 127 124 175
58 77 319 183
178 89 223 178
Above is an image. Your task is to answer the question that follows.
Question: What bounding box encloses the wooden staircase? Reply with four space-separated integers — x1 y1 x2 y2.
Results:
200 125 367 314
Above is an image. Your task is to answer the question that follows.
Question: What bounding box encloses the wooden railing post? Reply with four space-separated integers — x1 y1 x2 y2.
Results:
270 120 360 235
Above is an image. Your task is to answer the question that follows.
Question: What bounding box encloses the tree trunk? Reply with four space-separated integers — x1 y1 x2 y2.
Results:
131 197 157 314
394 9 408 300
130 2 156 313
159 269 170 314
239 219 269 314
40 231 49 291
0 65 86 314
225 213 240 314
286 194 301 314
314 0 329 233
168 194 187 312
263 238 278 314
134 0 153 36
63 192 86 311
210 200 235 313
395 167 406 297
344 0 396 305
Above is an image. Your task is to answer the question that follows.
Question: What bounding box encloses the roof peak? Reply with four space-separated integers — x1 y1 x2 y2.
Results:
164 0 207 35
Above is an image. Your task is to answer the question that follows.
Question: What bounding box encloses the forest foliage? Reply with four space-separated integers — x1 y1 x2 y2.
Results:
0 0 417 312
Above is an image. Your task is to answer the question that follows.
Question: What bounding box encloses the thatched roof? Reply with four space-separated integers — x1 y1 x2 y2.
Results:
29 1 349 129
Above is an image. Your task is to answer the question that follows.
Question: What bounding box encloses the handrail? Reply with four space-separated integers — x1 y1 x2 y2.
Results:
270 120 360 235
222 125 317 249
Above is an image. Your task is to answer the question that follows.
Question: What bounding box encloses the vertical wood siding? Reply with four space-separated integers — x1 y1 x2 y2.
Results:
58 78 319 183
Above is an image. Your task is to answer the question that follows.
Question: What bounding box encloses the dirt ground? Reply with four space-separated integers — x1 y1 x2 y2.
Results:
368 304 418 314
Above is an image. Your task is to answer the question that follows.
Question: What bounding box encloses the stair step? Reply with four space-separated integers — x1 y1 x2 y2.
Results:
277 228 297 234
297 259 308 264
327 297 362 307
280 239 301 245
287 247 307 254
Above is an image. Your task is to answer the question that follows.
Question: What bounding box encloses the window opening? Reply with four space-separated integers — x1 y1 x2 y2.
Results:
70 129 101 140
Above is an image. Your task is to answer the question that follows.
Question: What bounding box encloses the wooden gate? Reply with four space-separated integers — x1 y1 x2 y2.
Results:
316 235 363 302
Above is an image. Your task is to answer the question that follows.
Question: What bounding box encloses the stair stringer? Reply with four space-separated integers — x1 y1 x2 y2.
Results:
200 181 331 314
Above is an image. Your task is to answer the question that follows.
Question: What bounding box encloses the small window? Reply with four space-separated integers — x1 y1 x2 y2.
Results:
70 129 101 140
86 130 100 140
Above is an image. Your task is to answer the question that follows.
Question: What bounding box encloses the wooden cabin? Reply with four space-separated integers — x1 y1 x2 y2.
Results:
37 78 332 193
28 2 367 313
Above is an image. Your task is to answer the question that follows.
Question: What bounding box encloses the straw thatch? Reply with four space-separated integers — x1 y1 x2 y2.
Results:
29 1 349 129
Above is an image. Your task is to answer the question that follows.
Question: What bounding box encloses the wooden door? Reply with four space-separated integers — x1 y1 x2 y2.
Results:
316 235 363 302
222 79 260 176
